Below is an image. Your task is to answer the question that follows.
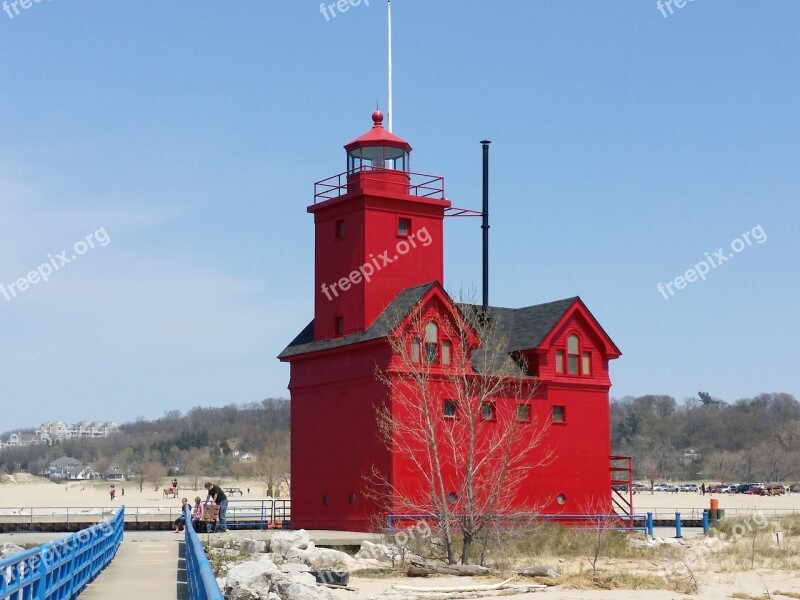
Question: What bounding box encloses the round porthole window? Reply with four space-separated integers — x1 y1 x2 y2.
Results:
556 493 566 505
447 492 457 504
323 494 330 506
348 494 356 505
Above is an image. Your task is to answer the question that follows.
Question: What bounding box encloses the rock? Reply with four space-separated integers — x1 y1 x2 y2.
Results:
355 541 393 563
280 563 312 574
240 538 269 554
283 581 333 600
285 547 353 571
0 544 26 559
270 530 311 556
224 557 281 600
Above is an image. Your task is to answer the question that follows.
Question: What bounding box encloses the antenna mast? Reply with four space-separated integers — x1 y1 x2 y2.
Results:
388 0 393 132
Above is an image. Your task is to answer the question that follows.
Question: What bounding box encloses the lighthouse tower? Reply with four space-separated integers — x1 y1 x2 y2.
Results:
280 112 452 530
309 110 450 340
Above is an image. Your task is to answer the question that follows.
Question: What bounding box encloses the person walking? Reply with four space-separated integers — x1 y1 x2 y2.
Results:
701 483 706 496
109 484 116 501
204 481 229 532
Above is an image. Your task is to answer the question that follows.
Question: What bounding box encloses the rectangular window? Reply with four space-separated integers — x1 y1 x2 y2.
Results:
552 405 565 424
441 340 452 365
334 219 345 239
517 404 531 422
411 338 421 363
425 342 438 364
568 355 579 375
555 350 564 373
443 399 457 418
582 352 591 375
334 316 344 337
398 217 411 236
481 402 496 421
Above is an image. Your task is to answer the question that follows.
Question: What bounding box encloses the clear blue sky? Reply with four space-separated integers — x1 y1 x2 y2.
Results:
1 1 797 431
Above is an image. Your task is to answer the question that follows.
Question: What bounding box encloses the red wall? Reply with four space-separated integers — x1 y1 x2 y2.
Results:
309 191 448 341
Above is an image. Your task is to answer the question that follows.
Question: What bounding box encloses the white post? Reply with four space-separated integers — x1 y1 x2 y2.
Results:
388 0 393 132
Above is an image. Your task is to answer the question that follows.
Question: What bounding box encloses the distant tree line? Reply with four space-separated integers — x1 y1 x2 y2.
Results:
612 392 800 485
0 398 290 492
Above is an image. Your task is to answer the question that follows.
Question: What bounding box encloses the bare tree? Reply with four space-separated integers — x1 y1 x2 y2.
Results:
254 431 290 496
705 451 739 484
640 443 675 493
370 298 552 565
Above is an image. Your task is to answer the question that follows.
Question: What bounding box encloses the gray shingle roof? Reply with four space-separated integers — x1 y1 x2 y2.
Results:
280 283 579 363
278 282 437 358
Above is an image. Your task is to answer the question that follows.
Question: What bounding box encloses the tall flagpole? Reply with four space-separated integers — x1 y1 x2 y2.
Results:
387 0 393 132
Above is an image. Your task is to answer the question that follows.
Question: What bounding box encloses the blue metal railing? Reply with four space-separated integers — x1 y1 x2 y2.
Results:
184 506 223 600
0 505 124 600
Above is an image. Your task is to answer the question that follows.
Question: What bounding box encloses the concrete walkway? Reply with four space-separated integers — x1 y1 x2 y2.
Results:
79 536 184 600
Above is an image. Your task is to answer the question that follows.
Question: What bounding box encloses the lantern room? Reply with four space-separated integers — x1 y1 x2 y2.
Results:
344 110 411 172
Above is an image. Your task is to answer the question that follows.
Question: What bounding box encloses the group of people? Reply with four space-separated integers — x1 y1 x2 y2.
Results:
172 481 229 533
108 484 124 500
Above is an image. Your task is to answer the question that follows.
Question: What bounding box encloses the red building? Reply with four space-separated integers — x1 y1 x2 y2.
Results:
280 112 626 531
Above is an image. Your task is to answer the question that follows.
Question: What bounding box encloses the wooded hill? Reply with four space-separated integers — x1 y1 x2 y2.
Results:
3 392 797 486
612 392 800 483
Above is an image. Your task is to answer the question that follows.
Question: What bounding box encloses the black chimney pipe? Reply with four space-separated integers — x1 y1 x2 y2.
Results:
480 140 491 315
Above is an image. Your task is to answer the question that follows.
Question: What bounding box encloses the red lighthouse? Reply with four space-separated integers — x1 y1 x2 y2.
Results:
280 113 626 531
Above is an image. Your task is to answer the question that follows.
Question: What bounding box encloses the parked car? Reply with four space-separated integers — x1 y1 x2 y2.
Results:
719 484 738 494
679 483 698 492
765 485 785 496
633 483 649 492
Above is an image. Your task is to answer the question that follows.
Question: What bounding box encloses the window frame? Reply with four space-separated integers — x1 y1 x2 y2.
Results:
480 401 497 422
333 316 344 337
556 333 592 377
441 340 452 366
516 403 531 423
443 399 458 419
424 322 439 365
334 218 345 240
397 217 412 237
551 405 566 424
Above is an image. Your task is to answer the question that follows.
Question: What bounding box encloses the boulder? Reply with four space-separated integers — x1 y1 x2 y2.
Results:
239 538 269 554
224 556 281 600
285 546 353 571
280 563 312 574
355 541 393 563
283 581 333 600
270 530 311 556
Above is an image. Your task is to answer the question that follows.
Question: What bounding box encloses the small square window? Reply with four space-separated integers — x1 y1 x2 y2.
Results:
334 316 344 337
443 399 457 418
582 352 591 375
555 350 564 373
517 404 531 422
398 217 411 236
335 219 345 239
552 405 565 424
481 402 496 421
441 340 452 365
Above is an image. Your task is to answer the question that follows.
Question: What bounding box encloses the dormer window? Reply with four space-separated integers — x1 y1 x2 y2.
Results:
567 334 580 375
424 322 438 364
556 334 591 376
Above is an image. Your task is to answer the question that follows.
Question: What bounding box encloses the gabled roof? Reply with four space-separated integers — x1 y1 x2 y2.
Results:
281 281 620 367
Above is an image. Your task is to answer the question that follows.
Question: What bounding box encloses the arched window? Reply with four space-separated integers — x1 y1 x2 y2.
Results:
567 334 580 375
424 322 438 364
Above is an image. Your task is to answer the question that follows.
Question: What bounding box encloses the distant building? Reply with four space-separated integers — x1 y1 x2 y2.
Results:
104 464 127 482
1 420 119 450
48 457 84 479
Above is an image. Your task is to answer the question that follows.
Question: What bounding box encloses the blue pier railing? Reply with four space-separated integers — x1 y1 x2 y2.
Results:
184 506 224 600
0 505 124 600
